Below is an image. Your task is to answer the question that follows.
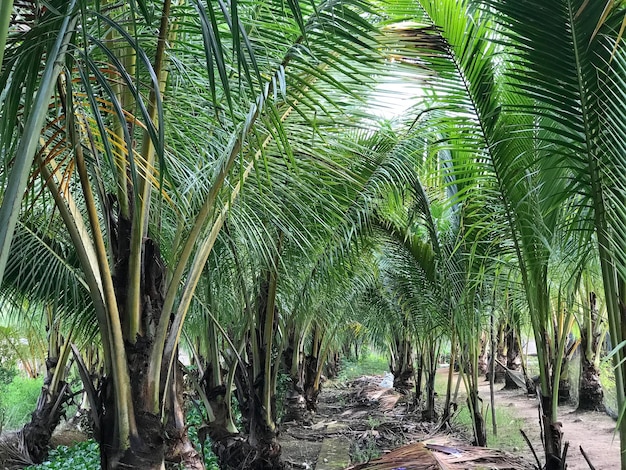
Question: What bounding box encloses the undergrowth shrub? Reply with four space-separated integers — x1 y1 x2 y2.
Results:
276 372 291 423
0 365 16 387
25 440 99 470
185 401 220 469
600 358 617 412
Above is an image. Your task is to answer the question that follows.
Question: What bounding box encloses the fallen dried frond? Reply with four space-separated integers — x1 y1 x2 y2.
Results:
0 431 36 470
346 440 532 470
346 442 440 470
347 377 402 412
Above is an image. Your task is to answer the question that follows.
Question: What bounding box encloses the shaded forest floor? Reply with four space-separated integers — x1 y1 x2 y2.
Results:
280 368 620 470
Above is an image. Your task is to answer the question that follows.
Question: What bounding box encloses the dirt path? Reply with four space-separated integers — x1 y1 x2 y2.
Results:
281 374 531 469
279 371 620 469
480 379 621 470
280 375 439 469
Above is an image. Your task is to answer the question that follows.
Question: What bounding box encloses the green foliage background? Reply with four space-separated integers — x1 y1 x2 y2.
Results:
0 375 42 430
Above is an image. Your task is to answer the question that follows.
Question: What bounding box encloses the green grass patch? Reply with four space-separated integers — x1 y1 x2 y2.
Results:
434 367 526 451
0 375 43 430
434 367 451 395
452 405 526 451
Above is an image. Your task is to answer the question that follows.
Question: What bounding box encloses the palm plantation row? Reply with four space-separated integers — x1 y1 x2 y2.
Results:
1 0 626 469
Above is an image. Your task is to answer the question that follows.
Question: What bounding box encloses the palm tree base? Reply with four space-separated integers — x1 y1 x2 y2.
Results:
99 404 165 469
211 433 284 470
578 363 604 412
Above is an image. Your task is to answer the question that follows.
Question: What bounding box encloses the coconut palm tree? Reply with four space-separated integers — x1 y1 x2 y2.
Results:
380 1 626 467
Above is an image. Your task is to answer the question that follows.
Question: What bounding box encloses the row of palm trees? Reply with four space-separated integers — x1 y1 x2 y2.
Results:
373 2 626 468
0 0 404 468
2 0 626 469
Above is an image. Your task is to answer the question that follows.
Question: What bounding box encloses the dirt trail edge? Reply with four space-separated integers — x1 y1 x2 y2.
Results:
480 378 621 470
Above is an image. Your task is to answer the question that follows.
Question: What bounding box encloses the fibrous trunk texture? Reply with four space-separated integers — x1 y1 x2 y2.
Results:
165 365 205 469
391 339 413 391
578 292 604 411
215 274 283 470
324 352 340 379
557 361 572 405
99 216 165 469
222 362 283 469
303 353 320 411
494 321 507 383
281 340 306 422
422 369 437 422
504 328 522 390
578 362 603 411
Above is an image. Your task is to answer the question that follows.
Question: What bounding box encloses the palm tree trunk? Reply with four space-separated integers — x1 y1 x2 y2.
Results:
20 306 72 463
414 349 424 406
310 337 333 411
228 353 283 470
489 308 497 438
557 357 572 405
463 329 487 448
539 392 563 470
504 325 522 390
578 291 604 411
468 388 487 447
494 320 507 383
215 268 284 469
391 337 413 390
578 359 603 411
440 333 455 424
165 363 205 469
303 326 322 411
92 210 172 468
423 344 438 422
282 325 306 421
423 368 437 422
98 369 163 467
